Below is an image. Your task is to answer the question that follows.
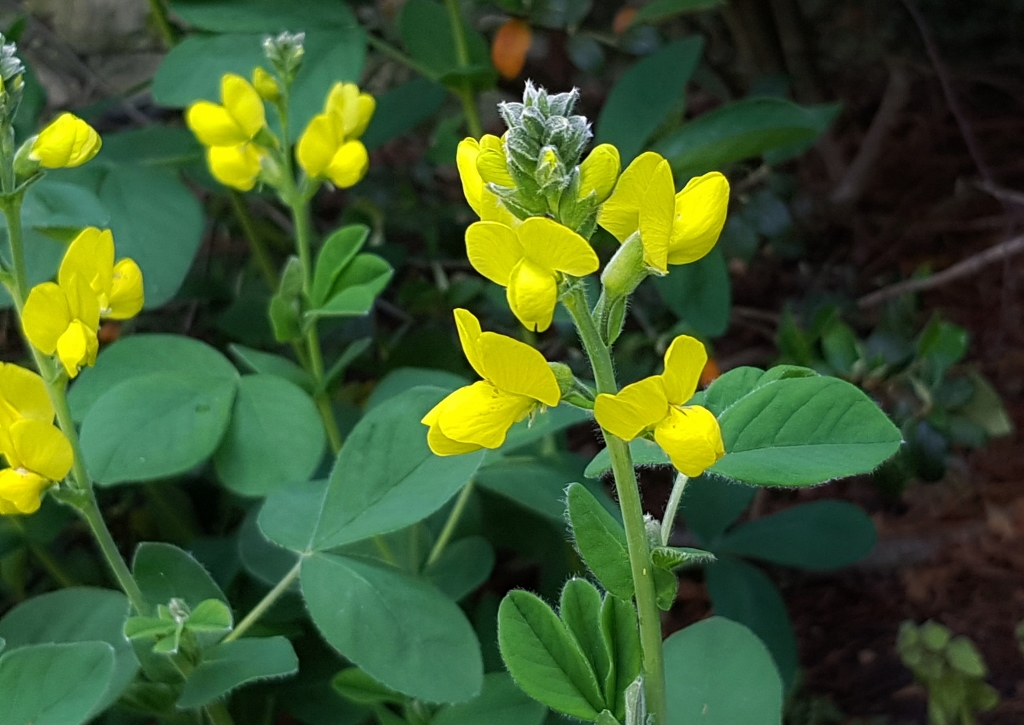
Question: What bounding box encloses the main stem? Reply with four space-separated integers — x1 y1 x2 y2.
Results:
563 286 668 725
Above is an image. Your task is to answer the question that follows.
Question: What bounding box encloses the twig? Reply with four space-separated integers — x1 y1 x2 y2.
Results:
857 233 1024 308
976 181 1024 208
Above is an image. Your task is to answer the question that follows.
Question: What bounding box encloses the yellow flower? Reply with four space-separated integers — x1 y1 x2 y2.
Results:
207 144 263 191
422 309 561 455
578 143 620 203
0 363 54 433
296 82 374 188
0 420 73 515
465 216 599 332
30 113 102 169
252 67 280 102
455 136 517 225
597 151 729 274
22 227 144 378
594 335 725 477
185 73 266 147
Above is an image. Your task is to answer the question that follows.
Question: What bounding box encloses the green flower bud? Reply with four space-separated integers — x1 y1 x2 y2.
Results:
601 232 648 299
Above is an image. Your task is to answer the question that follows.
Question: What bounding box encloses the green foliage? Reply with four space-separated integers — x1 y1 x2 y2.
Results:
567 482 633 599
0 642 116 725
176 637 299 708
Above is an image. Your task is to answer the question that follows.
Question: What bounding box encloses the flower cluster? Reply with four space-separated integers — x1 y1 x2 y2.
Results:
22 227 144 378
0 363 73 515
296 82 374 189
425 82 730 478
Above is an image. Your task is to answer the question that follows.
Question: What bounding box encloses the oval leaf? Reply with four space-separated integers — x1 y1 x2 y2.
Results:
567 483 633 599
0 642 115 725
177 636 299 709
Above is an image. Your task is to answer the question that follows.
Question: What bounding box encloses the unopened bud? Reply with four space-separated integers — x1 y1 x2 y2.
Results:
252 67 280 101
601 232 647 299
263 30 305 83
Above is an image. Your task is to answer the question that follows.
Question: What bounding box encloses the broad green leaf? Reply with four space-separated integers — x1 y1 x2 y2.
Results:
497 590 605 719
213 374 326 497
663 617 783 724
710 375 902 486
0 642 115 725
718 500 876 570
261 388 482 551
705 555 796 691
680 473 755 545
567 483 633 599
702 365 816 417
133 542 228 609
366 368 467 409
632 0 723 24
655 97 836 178
584 438 669 479
560 579 612 706
237 508 299 586
302 552 483 703
332 667 406 706
91 126 203 167
229 344 315 392
595 37 703 163
424 536 495 602
177 636 299 709
0 588 138 716
432 672 547 725
170 0 357 31
363 78 447 151
399 0 495 91
306 254 393 321
69 334 239 421
97 164 204 308
80 372 237 485
653 246 730 337
19 177 108 232
311 225 370 308
600 596 641 721
477 461 573 522
490 404 593 459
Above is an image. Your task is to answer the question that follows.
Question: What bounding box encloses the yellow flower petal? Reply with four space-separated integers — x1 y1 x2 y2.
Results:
637 157 675 273
296 113 339 178
667 171 730 266
517 217 599 277
476 148 514 188
58 227 113 296
251 67 280 101
480 134 503 153
453 308 486 380
208 144 263 191
578 143 620 203
435 381 534 449
22 282 72 355
660 335 708 406
456 138 485 216
594 376 669 440
477 332 561 407
106 259 145 319
325 140 369 188
478 189 518 225
325 83 361 135
0 468 50 515
597 151 665 242
30 113 102 168
351 94 376 139
507 258 558 332
63 274 100 330
6 419 74 482
422 400 484 456
56 320 99 378
0 364 53 431
653 405 725 477
465 221 523 287
186 101 249 147
221 73 265 140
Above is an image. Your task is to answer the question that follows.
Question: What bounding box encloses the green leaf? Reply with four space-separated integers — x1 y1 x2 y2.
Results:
363 78 447 151
124 616 176 640
92 126 203 167
0 642 115 725
177 636 298 709
654 98 837 178
492 404 593 458
497 590 606 720
237 508 299 586
424 536 495 602
0 588 138 716
18 177 108 232
705 555 797 691
585 438 669 479
663 617 783 724
229 344 315 392
68 334 239 421
186 599 233 632
632 0 724 24
311 225 370 308
959 371 1013 438
560 579 612 704
653 246 730 337
80 372 237 485
0 228 65 309
600 596 641 721
717 500 876 570
365 368 467 409
681 473 755 545
213 374 326 497
650 546 716 570
567 483 633 599
917 317 968 385
477 461 572 522
305 254 393 321
432 672 548 725
821 320 860 374
302 552 483 703
332 667 406 706
170 0 357 31
595 37 703 163
399 0 495 91
654 566 679 610
133 542 228 609
597 710 621 725
710 375 902 486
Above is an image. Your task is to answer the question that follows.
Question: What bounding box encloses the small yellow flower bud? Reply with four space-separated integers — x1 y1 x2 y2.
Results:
252 67 280 102
29 113 102 169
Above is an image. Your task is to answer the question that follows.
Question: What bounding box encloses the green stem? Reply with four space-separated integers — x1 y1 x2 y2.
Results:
229 191 278 292
660 474 688 547
425 480 474 568
366 34 441 82
442 0 483 138
78 488 150 613
147 0 178 48
562 286 668 725
223 559 303 643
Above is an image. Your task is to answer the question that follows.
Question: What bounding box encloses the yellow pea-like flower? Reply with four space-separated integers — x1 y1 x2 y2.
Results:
207 144 263 191
455 136 517 225
597 151 729 274
578 143 620 203
0 419 73 515
185 73 266 147
594 335 725 477
465 216 599 332
22 227 144 378
296 82 374 188
422 309 562 456
30 113 102 169
0 363 54 434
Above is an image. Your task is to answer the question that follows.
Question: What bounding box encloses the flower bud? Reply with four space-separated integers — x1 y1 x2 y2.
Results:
601 232 648 299
251 67 280 101
29 113 102 168
262 30 305 83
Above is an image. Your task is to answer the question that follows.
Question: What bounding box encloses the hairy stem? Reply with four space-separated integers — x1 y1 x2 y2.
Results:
660 474 688 547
